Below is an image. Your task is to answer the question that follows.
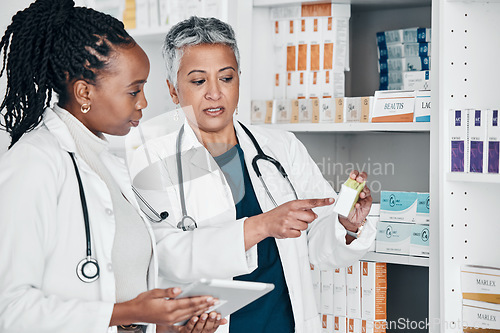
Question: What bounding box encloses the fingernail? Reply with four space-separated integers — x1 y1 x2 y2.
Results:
201 314 208 320
328 198 334 203
210 313 217 319
206 297 214 302
217 315 221 321
173 287 180 293
192 317 199 323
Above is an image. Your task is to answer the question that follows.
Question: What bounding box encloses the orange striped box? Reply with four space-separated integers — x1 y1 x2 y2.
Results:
372 90 415 123
334 316 347 332
333 267 347 316
311 264 321 311
362 320 387 333
322 314 334 332
361 262 387 321
348 317 362 333
346 263 361 318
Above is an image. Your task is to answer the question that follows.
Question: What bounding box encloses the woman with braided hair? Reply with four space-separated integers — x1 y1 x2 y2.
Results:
0 1 226 332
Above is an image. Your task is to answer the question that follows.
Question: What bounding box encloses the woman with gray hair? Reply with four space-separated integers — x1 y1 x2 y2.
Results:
129 16 376 333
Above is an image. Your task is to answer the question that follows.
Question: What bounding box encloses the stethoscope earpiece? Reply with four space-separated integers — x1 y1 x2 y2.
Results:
76 257 100 283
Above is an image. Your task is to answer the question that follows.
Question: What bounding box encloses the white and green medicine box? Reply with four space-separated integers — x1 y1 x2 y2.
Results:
380 191 417 223
410 224 429 257
376 221 412 255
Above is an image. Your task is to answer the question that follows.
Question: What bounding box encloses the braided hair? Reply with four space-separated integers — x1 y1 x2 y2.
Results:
0 0 134 147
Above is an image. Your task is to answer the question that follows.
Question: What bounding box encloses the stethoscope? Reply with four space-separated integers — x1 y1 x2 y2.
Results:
175 121 299 231
69 152 169 283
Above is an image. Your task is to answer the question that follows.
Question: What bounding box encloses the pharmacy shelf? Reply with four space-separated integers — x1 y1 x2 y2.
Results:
258 122 430 133
446 172 500 183
362 251 429 267
253 0 431 8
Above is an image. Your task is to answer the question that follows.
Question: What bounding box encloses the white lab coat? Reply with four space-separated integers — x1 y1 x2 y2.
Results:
129 119 376 333
0 108 158 333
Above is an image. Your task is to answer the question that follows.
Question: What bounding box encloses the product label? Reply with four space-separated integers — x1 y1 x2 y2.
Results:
451 141 465 172
489 142 500 173
470 141 484 173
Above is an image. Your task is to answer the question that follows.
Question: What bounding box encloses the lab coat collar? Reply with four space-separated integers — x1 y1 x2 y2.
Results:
42 107 78 153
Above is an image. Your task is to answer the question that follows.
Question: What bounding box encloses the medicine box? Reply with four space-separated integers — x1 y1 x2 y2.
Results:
310 264 321 311
297 99 313 123
461 265 500 304
487 109 500 173
347 317 362 333
378 57 430 73
250 100 273 124
272 99 292 124
414 90 431 122
322 314 334 332
372 90 415 123
462 299 500 332
319 98 335 123
334 316 347 332
403 70 431 90
378 42 431 59
376 221 412 255
346 263 361 318
321 269 334 314
410 224 429 257
468 109 487 173
450 109 467 172
361 96 374 123
380 191 417 223
415 192 430 224
362 320 387 333
333 267 347 316
361 261 387 321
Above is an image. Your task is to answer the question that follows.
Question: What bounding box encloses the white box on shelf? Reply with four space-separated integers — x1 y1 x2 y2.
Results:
250 100 266 125
273 71 287 100
380 191 417 223
402 27 431 43
321 269 334 315
372 90 415 123
344 97 362 123
308 71 322 99
361 261 387 321
461 265 500 304
333 267 347 317
318 98 335 123
376 221 412 255
347 317 362 333
462 300 500 331
414 90 431 122
272 99 292 124
273 20 287 47
487 109 500 173
298 99 313 123
135 0 149 29
334 316 348 332
346 263 361 318
450 109 468 172
310 264 321 312
468 109 488 173
410 224 429 257
148 0 159 27
362 320 388 333
379 42 431 59
403 70 431 90
286 71 300 100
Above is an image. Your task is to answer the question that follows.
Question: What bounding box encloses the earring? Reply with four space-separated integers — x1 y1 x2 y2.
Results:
81 103 91 114
235 107 239 115
174 104 180 121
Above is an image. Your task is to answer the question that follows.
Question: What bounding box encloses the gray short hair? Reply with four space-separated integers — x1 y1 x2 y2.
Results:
162 16 240 89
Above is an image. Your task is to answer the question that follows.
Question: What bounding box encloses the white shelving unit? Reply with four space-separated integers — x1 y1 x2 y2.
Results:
362 251 430 267
259 122 430 132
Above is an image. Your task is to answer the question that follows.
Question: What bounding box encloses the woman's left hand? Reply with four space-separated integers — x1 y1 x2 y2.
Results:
337 170 372 234
157 312 227 333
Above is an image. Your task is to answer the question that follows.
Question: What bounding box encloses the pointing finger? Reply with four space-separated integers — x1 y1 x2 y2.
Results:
294 198 334 209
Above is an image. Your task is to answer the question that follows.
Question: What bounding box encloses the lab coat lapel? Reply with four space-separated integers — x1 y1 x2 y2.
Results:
233 121 276 214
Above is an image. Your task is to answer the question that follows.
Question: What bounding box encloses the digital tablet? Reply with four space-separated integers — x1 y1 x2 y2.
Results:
174 278 275 325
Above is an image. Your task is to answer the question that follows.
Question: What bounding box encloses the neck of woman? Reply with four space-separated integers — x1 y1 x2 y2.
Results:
191 124 238 157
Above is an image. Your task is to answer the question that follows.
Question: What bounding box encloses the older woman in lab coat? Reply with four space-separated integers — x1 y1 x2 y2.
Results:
129 16 376 333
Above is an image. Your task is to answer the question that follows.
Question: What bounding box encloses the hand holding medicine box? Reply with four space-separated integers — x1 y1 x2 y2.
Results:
333 178 366 217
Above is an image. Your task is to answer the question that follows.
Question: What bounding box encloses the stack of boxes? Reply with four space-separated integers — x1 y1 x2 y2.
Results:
376 191 430 258
313 261 387 333
376 27 431 91
461 265 500 332
450 108 500 173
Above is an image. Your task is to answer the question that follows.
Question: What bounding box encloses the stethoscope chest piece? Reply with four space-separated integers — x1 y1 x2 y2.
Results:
77 257 100 283
177 215 198 231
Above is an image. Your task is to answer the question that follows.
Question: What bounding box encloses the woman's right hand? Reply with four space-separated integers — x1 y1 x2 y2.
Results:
157 311 228 333
244 198 335 250
110 287 216 327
